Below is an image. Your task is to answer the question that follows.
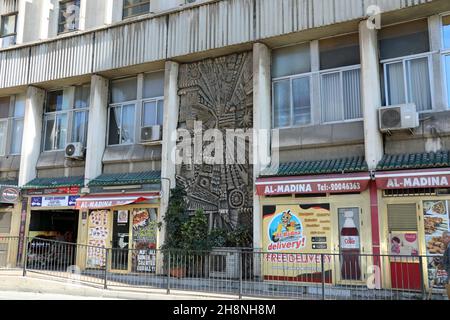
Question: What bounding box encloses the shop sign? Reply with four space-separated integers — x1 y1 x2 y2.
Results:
256 174 370 196
31 195 80 207
26 187 80 196
262 204 332 282
0 186 20 204
376 170 450 189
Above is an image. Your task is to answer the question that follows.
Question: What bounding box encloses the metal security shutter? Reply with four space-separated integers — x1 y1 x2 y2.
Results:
387 204 418 231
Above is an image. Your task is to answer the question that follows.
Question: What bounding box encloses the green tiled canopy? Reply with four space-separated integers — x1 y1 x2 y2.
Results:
261 156 368 177
377 150 450 171
0 179 18 187
23 176 85 189
89 171 161 187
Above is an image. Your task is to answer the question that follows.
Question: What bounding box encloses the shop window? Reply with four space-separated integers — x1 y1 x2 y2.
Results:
123 0 151 19
0 94 25 156
44 85 90 151
380 20 432 111
0 13 17 48
0 212 11 233
58 0 80 34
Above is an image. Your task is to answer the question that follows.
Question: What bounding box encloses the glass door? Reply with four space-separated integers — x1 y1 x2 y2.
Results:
111 210 130 271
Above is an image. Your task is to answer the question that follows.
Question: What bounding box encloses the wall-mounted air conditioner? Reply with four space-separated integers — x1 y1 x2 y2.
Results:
378 104 419 132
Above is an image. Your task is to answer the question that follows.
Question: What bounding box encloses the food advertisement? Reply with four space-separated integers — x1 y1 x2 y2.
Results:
423 200 449 290
132 208 158 273
262 204 332 283
389 232 419 256
86 210 109 268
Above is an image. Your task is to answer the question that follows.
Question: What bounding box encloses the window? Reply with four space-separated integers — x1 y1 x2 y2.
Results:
380 20 432 111
0 212 11 234
320 34 362 123
108 72 164 146
0 13 17 48
272 44 312 128
0 95 25 156
58 0 80 34
44 85 90 151
123 0 150 19
443 16 450 107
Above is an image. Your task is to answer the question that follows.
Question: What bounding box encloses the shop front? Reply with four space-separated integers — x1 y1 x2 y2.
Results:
256 171 374 286
21 178 83 270
376 167 450 292
75 192 161 273
0 183 21 268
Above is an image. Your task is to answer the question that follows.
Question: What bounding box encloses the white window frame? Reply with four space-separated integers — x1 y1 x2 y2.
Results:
441 14 450 108
141 96 164 127
107 102 138 146
319 64 363 124
0 95 25 156
9 104 24 155
43 86 90 152
57 0 80 35
0 12 17 44
271 72 313 129
0 118 7 156
381 52 435 113
122 0 151 19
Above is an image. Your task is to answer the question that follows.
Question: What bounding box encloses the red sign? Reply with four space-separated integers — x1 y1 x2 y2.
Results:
76 192 161 210
376 169 450 190
256 173 370 196
26 187 80 196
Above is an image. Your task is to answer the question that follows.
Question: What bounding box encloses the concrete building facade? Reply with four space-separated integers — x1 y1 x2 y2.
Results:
1 0 450 289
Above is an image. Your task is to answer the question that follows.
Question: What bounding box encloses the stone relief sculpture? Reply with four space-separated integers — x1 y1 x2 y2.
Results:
176 52 253 237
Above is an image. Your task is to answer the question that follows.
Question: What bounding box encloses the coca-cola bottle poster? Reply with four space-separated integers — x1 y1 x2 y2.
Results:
262 204 332 283
338 208 362 281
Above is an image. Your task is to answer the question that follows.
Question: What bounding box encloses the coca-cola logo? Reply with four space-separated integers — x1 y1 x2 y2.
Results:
1 187 19 203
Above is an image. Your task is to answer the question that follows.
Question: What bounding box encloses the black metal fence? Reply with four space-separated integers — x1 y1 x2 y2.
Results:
1 237 448 300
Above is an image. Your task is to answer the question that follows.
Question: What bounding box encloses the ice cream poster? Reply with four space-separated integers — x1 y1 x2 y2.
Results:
262 204 332 282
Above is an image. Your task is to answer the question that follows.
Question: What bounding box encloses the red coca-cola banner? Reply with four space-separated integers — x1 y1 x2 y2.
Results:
375 168 450 190
256 173 370 196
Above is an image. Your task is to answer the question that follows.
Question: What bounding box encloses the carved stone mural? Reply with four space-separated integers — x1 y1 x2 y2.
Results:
176 52 253 236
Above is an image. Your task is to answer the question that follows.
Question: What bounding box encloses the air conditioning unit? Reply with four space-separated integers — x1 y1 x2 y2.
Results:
141 125 162 143
65 142 85 160
378 104 419 132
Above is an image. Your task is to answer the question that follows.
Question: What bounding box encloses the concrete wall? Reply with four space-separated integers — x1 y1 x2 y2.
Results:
102 145 162 174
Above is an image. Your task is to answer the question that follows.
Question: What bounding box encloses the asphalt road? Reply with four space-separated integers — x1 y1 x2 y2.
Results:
0 291 123 300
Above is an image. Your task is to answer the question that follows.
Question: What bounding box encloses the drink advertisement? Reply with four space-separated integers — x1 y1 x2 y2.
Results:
86 210 109 268
423 200 449 290
132 208 158 273
389 232 419 256
262 204 332 283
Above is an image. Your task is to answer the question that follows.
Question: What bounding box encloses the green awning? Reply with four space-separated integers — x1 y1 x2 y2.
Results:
22 176 85 189
261 156 368 177
377 151 450 171
0 179 18 187
88 171 161 187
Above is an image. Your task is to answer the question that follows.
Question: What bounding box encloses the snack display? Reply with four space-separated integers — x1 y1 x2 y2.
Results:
424 201 447 215
424 216 448 235
133 210 150 228
426 236 447 255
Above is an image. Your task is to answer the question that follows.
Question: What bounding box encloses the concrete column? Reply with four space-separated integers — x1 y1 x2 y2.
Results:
84 75 109 186
310 40 321 124
159 61 180 250
253 43 272 278
18 86 45 187
359 20 384 170
429 15 446 111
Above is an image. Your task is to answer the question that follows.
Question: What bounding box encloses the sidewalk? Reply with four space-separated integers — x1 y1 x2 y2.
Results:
0 275 238 300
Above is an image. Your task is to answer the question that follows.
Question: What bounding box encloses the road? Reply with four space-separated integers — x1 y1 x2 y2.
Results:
0 291 123 300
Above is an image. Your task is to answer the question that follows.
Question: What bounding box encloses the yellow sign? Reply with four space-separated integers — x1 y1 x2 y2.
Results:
262 204 332 282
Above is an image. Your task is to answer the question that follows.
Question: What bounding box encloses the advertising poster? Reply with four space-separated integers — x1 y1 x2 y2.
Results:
262 204 332 283
423 200 449 290
132 208 158 273
389 232 419 256
86 210 109 268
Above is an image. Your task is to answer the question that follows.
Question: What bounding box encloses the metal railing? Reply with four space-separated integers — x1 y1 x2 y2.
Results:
0 236 22 270
2 237 448 300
